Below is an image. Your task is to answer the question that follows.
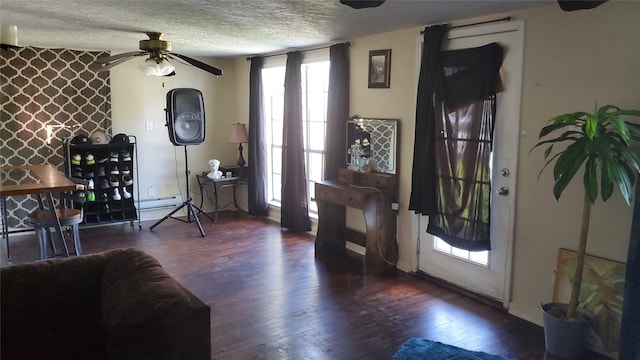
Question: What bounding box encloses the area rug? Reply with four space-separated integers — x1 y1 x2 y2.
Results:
392 338 512 360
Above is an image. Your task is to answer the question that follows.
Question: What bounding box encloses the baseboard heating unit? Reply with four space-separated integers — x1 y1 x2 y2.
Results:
138 196 183 210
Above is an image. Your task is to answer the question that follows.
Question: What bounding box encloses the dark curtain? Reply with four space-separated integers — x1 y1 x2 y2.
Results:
409 25 504 251
247 57 269 216
408 25 449 215
620 176 640 359
428 43 504 251
280 51 311 232
323 43 350 181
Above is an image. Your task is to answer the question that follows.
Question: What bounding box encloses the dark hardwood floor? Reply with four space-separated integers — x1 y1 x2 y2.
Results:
5 211 602 359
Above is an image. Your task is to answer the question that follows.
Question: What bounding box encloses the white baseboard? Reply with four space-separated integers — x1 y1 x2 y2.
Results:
345 241 365 255
395 258 412 273
266 204 281 224
508 302 543 326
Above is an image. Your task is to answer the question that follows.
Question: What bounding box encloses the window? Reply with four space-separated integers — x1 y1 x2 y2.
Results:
262 59 330 216
433 237 489 266
430 130 495 267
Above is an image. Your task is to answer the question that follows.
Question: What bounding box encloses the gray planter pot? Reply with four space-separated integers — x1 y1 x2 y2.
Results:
542 303 592 359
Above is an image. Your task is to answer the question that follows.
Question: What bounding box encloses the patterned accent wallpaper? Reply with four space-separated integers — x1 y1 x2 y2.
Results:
0 46 111 229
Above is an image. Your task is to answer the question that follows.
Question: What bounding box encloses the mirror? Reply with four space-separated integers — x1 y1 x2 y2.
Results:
346 117 397 174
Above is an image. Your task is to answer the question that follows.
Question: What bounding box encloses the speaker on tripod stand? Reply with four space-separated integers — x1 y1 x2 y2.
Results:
150 88 214 236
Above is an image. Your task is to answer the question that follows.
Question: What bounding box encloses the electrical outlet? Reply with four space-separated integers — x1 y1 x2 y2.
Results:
146 120 153 131
148 186 155 197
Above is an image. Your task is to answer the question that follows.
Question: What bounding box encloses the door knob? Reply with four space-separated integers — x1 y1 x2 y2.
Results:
497 187 509 196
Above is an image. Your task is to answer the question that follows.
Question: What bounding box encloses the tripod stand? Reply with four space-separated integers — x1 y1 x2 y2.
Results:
150 145 214 236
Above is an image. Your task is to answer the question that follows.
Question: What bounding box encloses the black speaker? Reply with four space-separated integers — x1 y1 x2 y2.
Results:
165 88 205 145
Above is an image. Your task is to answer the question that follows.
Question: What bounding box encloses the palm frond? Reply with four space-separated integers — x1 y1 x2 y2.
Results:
529 132 581 155
611 161 634 205
532 104 640 202
584 157 598 203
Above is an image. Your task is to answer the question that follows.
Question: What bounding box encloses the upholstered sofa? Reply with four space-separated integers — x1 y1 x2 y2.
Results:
1 248 211 360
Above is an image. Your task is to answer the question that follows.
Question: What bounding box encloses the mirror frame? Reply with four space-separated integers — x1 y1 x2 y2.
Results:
346 117 398 174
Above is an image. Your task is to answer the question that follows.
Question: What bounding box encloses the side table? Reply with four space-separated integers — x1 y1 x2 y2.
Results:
195 173 247 222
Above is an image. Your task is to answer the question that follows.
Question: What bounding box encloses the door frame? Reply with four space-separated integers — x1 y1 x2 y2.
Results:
410 20 524 308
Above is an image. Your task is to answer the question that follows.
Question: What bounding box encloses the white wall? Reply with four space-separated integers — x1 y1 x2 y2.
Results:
503 1 639 324
109 56 240 219
233 0 640 326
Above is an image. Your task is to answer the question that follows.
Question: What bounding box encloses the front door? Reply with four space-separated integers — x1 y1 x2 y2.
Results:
417 21 524 305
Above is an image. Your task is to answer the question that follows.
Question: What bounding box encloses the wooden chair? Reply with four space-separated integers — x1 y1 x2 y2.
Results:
27 178 88 259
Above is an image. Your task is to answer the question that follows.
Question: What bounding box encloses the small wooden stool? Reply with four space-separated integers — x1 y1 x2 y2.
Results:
28 208 83 259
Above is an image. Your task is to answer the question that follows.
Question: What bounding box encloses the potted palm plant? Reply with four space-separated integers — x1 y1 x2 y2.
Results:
531 104 640 359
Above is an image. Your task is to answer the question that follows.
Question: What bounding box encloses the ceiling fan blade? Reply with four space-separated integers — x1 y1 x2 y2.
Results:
557 0 607 11
95 51 146 64
94 56 136 72
340 0 385 9
164 53 192 66
170 53 223 76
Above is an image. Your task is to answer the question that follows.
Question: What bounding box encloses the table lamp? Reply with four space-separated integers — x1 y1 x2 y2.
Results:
228 123 248 167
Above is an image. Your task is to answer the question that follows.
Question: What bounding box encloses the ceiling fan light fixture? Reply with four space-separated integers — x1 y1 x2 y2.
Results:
138 57 175 76
94 32 222 76
1 24 20 49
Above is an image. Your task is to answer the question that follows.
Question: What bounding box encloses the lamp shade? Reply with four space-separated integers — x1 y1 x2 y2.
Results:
228 123 248 143
138 57 175 76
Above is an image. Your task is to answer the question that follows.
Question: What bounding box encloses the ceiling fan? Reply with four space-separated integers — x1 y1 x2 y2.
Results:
340 0 385 9
94 32 223 77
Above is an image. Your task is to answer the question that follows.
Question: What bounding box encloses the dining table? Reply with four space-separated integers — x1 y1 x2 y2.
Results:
1 164 77 264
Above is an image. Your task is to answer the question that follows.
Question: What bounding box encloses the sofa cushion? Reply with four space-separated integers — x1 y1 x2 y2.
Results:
101 248 190 328
1 251 113 360
101 248 202 359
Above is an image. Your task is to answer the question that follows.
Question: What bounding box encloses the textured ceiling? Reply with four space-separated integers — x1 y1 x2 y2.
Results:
1 0 551 57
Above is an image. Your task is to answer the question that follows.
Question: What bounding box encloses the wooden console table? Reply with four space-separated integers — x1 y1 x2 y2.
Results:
314 168 398 274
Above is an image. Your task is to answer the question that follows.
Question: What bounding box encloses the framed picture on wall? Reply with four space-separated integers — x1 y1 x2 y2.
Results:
368 49 391 88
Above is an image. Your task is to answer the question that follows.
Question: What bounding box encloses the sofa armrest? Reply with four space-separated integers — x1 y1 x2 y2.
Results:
178 284 211 359
101 248 211 360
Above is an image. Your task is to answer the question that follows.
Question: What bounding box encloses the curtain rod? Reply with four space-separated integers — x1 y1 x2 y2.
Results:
420 16 512 34
246 41 350 61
